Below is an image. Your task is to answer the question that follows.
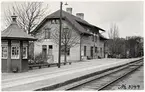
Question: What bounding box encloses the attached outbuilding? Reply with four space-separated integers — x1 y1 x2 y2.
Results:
1 15 37 73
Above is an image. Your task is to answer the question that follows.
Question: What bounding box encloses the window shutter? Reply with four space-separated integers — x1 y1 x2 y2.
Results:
48 31 51 39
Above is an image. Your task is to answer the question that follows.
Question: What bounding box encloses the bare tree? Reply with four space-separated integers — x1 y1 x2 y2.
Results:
33 19 80 63
106 23 120 58
3 2 50 61
4 2 50 34
108 23 119 39
51 26 80 64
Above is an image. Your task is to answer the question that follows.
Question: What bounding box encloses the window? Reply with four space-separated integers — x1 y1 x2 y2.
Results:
42 45 47 50
61 28 71 40
95 36 97 42
51 19 59 24
23 41 28 59
84 46 86 56
11 40 20 59
48 45 53 55
45 31 51 39
100 48 102 56
2 46 8 59
61 45 70 56
95 47 97 53
98 47 100 53
49 45 53 49
11 46 19 59
55 20 59 24
23 46 27 59
92 36 94 42
2 40 8 59
51 20 55 24
91 46 93 57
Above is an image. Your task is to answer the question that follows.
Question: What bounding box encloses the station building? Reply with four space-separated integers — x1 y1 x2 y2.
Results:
32 8 107 63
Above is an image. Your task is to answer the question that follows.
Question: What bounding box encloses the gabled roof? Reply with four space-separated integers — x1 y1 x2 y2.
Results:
32 10 105 34
2 16 37 41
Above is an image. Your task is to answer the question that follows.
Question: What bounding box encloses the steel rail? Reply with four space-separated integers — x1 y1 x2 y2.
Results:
97 61 143 91
66 58 143 91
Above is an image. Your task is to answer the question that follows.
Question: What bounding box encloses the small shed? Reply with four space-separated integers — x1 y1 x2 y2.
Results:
1 15 37 73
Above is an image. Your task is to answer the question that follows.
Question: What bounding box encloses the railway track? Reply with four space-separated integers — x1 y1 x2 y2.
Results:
52 58 143 91
66 58 143 91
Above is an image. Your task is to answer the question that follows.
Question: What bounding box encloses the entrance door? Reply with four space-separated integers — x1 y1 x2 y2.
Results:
90 46 93 58
42 45 47 62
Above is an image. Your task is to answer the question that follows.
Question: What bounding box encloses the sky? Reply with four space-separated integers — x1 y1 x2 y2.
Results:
1 1 144 38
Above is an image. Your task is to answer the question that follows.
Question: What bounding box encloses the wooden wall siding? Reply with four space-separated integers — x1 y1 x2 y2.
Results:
2 59 7 72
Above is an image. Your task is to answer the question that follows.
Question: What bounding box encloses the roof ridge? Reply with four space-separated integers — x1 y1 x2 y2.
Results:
47 9 90 25
32 9 105 34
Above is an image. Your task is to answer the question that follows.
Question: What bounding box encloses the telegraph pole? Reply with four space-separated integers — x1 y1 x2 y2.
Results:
58 2 63 68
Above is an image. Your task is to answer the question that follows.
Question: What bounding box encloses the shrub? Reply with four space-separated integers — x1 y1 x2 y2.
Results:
34 53 44 64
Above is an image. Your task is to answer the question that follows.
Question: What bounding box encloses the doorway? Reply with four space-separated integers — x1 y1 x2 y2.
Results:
42 45 47 62
90 46 93 58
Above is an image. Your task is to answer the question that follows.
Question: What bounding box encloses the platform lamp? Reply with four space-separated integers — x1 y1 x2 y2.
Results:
58 2 68 68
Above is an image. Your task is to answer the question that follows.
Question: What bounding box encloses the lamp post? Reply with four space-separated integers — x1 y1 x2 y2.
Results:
58 2 68 68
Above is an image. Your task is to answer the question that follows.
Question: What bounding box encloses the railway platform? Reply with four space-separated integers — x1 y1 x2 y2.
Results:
1 58 142 91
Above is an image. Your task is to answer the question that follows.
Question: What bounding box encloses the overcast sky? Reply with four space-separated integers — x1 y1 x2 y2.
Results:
1 1 144 38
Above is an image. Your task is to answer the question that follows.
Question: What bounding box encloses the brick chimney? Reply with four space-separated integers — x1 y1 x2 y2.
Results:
76 13 84 20
66 8 72 14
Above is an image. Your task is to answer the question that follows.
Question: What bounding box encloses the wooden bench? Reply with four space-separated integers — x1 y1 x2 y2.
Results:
29 64 50 69
29 62 72 70
62 62 72 65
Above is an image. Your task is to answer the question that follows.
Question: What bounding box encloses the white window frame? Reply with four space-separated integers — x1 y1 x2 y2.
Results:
23 41 28 59
11 40 20 59
2 45 8 59
11 46 20 59
2 40 8 59
23 46 27 59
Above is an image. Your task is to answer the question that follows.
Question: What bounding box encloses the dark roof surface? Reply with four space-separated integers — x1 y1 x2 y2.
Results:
32 10 105 34
2 17 37 41
99 33 108 40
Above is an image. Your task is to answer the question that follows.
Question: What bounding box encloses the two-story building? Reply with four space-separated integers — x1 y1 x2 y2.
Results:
31 8 107 63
